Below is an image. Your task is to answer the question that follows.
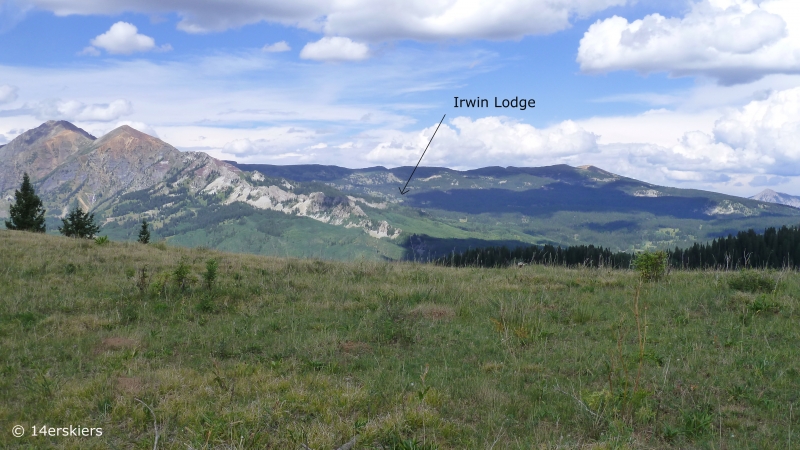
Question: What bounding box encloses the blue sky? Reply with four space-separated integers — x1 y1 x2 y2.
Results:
2 0 800 197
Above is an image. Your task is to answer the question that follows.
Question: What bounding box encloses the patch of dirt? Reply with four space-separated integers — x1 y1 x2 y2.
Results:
408 303 455 321
340 341 372 354
95 337 139 354
116 376 143 394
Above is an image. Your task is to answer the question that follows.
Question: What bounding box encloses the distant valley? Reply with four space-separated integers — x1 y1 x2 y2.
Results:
3 120 800 260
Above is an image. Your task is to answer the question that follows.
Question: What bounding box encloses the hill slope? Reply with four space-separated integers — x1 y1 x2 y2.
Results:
1 230 798 448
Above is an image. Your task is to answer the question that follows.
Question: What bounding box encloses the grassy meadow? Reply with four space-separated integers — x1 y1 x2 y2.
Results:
1 229 799 449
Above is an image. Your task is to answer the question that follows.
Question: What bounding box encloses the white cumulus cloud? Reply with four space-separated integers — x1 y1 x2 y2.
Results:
300 37 369 61
36 99 134 122
570 86 800 194
26 0 628 40
86 21 169 55
711 86 800 172
262 41 291 52
578 0 800 84
363 116 599 168
577 108 722 147
0 85 19 104
318 0 628 41
218 126 319 161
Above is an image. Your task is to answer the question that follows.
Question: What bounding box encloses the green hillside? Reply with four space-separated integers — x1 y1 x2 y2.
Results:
2 230 798 448
229 163 800 258
91 161 800 262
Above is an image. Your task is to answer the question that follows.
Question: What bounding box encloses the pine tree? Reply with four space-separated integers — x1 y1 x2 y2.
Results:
58 206 100 239
137 219 150 244
5 173 46 232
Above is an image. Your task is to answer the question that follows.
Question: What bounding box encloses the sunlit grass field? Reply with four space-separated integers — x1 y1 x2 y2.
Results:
1 229 798 449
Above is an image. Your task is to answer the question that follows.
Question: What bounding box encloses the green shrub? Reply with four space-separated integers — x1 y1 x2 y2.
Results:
633 250 668 281
94 236 109 246
681 408 713 438
203 259 218 290
729 270 775 293
149 272 170 297
749 295 780 313
196 295 217 313
174 257 191 291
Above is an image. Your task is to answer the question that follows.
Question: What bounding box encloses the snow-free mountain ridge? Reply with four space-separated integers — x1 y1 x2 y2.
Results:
0 121 399 241
750 189 800 209
3 121 800 260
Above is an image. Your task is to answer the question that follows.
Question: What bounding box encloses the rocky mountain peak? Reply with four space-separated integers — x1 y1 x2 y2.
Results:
752 189 778 198
90 125 176 162
750 189 800 208
577 165 614 176
0 120 96 192
95 125 162 147
9 120 95 149
42 120 95 139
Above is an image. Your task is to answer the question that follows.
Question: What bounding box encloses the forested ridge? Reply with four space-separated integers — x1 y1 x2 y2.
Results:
434 225 800 270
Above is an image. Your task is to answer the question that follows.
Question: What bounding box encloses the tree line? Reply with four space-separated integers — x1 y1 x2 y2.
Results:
433 243 634 269
433 225 800 270
668 226 800 270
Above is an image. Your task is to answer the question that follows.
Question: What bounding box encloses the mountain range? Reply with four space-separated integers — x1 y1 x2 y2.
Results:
2 120 800 260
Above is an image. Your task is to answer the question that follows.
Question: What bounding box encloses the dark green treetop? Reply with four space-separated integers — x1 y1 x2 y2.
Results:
58 206 100 239
138 219 151 244
5 172 46 233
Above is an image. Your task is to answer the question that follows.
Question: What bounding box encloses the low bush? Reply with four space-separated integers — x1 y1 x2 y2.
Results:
633 250 668 281
728 270 776 293
174 257 192 291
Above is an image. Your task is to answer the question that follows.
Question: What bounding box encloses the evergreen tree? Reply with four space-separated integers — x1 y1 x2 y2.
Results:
137 219 150 244
5 172 46 232
58 206 100 239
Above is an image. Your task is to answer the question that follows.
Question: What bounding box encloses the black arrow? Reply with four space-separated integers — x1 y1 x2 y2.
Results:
399 114 446 195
